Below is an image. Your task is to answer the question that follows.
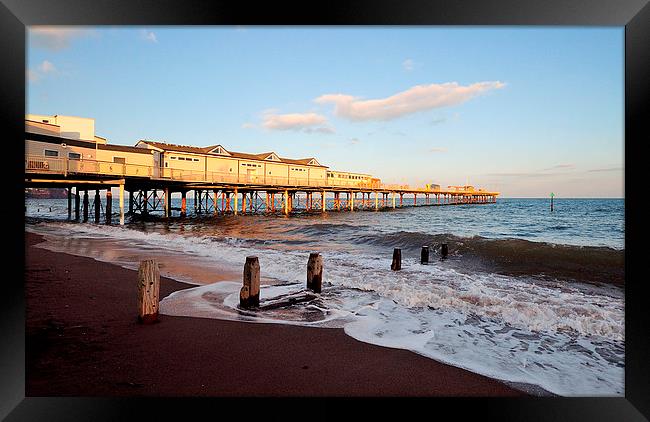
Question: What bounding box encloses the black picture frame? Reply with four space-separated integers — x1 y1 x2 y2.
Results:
2 0 648 420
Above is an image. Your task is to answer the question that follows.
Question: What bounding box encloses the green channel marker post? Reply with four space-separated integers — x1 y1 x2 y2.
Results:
550 192 554 212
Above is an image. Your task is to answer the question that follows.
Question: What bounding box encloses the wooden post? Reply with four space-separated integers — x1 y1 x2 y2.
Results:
307 252 323 293
392 192 396 209
421 245 429 264
119 184 125 225
240 256 260 308
350 192 354 211
181 191 187 217
234 188 238 215
83 190 89 222
106 190 112 225
440 243 448 259
74 187 80 221
67 188 72 220
322 190 326 212
137 259 160 324
128 191 134 214
391 248 401 271
414 193 417 207
375 191 379 210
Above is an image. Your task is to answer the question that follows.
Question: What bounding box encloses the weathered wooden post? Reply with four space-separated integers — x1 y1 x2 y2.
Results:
307 252 323 293
440 243 448 259
421 245 429 264
105 190 112 224
391 248 401 271
128 190 134 214
137 259 160 324
240 256 260 308
83 190 89 222
322 190 326 212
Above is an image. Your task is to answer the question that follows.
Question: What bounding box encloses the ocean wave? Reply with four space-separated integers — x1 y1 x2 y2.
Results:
353 231 624 285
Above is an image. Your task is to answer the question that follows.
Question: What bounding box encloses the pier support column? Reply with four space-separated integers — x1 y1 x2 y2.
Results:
119 184 125 225
74 187 80 221
106 190 112 225
392 192 396 209
241 191 247 214
213 190 218 216
164 188 170 218
128 191 133 214
234 188 238 215
83 190 89 222
181 191 187 217
350 192 354 211
322 191 326 212
375 191 379 210
284 190 289 215
414 194 417 207
400 193 403 207
67 188 72 220
142 190 148 215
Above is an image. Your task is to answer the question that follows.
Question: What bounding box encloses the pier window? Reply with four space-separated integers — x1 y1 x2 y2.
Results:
68 152 81 160
44 149 58 157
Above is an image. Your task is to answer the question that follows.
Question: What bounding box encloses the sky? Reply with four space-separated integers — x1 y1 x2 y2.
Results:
26 26 624 197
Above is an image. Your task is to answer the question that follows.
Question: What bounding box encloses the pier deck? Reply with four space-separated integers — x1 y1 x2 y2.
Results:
25 156 499 225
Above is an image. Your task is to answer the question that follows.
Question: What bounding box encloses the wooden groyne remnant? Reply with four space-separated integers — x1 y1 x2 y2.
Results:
25 120 499 225
137 259 160 324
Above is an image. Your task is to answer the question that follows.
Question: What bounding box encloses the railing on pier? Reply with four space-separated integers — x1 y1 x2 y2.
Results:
25 155 382 189
25 154 497 196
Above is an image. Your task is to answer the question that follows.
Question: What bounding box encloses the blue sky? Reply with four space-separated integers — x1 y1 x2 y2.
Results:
27 26 624 197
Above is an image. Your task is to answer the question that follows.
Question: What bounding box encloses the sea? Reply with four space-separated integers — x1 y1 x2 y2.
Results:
24 196 625 396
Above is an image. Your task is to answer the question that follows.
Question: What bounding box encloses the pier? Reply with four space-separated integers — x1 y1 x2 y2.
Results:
25 158 498 225
24 115 499 225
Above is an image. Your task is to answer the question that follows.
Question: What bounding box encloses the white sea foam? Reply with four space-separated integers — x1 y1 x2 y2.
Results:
27 221 625 396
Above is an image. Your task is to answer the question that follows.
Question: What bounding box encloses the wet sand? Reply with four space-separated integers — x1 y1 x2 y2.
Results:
25 231 526 397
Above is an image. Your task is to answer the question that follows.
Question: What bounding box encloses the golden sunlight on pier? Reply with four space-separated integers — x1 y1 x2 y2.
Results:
25 114 499 225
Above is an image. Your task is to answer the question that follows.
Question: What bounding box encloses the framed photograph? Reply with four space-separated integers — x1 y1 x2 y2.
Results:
3 0 648 419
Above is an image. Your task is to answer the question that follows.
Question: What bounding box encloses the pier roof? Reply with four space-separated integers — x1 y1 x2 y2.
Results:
137 140 328 168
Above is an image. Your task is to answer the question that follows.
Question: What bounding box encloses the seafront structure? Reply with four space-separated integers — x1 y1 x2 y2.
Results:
25 115 499 225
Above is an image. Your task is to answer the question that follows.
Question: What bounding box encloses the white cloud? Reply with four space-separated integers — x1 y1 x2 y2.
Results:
262 112 334 134
403 58 415 71
315 81 506 121
141 30 158 43
29 27 93 50
27 60 57 83
38 60 56 74
429 147 447 153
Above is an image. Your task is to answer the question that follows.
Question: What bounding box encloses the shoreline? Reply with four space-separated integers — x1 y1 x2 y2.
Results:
25 230 532 397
